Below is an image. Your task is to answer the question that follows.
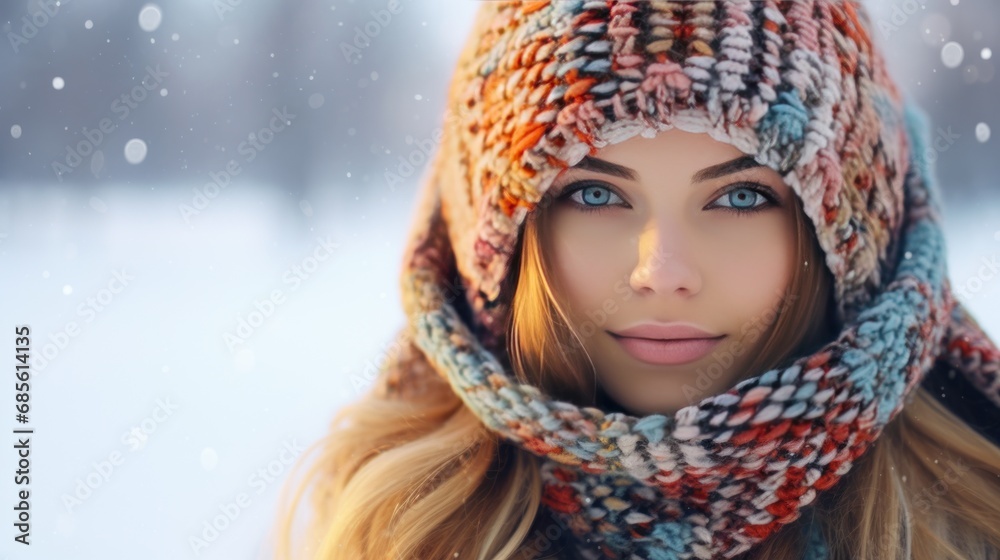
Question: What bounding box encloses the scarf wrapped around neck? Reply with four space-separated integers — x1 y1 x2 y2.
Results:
379 1 1000 557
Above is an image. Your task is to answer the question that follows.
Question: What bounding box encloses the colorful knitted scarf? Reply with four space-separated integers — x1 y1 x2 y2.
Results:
381 1 1000 558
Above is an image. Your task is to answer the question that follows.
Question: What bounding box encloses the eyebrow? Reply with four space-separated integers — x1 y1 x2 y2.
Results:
570 154 763 183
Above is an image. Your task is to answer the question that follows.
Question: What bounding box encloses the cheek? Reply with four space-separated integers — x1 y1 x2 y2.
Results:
707 214 796 310
548 213 633 313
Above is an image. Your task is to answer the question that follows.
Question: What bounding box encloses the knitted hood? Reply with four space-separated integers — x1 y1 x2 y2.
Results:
385 1 1000 558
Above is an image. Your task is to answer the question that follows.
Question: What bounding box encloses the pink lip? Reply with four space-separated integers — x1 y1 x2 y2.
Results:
610 322 723 340
608 322 726 365
610 334 725 365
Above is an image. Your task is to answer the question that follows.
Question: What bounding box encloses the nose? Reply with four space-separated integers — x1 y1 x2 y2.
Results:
629 221 703 296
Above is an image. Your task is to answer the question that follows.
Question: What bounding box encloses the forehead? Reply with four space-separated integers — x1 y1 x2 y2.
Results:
561 131 783 187
590 129 748 169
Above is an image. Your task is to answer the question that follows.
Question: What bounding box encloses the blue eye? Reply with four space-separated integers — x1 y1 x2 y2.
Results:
556 181 778 216
560 183 627 214
709 184 777 216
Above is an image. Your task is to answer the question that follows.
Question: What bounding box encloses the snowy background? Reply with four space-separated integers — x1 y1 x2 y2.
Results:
0 1 998 559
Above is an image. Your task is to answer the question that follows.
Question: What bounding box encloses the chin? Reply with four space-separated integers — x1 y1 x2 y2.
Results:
596 385 686 417
628 400 687 417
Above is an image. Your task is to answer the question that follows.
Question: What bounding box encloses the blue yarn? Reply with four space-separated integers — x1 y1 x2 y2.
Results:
843 348 878 404
901 97 939 207
634 415 669 444
758 89 809 147
646 520 692 560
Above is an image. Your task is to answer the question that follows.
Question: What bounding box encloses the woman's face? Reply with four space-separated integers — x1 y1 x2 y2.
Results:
542 129 799 416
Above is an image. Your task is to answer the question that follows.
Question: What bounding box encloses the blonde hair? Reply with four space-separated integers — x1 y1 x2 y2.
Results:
269 186 1000 559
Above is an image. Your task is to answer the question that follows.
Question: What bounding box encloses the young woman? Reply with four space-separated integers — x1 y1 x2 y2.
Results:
272 1 1000 558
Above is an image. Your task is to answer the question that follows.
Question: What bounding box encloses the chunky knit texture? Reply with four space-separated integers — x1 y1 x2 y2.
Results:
377 1 1000 558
